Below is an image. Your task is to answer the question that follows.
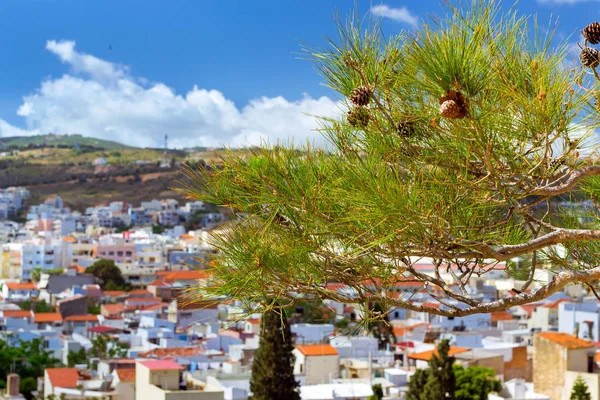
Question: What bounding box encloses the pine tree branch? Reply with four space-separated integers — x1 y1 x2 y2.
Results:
530 166 600 196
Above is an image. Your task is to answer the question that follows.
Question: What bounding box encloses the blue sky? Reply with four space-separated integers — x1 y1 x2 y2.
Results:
0 0 597 147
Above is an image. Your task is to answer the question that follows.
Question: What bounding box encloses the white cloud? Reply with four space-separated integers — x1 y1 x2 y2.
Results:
0 40 340 148
370 5 419 27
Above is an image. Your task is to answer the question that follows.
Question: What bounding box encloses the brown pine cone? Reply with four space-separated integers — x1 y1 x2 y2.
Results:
440 100 461 119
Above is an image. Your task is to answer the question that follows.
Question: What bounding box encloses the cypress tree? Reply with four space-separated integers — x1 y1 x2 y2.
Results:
422 339 456 400
406 339 456 400
250 307 300 400
571 376 592 400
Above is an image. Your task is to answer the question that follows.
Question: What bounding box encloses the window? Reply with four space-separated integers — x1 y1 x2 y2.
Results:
117 251 123 256
109 251 114 256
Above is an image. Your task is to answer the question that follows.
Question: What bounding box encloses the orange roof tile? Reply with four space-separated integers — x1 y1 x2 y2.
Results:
139 347 205 358
164 270 210 283
296 344 338 357
247 318 261 325
543 299 571 309
491 311 514 322
148 278 169 287
62 237 77 243
408 347 471 361
102 304 125 314
116 368 136 382
515 303 540 317
538 332 595 350
126 297 161 304
65 314 99 322
34 312 62 323
5 282 36 290
46 368 79 388
3 310 32 318
103 290 126 297
180 234 194 240
128 289 152 296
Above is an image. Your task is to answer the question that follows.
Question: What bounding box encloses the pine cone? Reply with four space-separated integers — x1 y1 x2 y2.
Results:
397 121 415 137
438 90 468 119
440 100 461 119
347 107 369 128
580 47 600 68
583 22 600 45
349 86 372 106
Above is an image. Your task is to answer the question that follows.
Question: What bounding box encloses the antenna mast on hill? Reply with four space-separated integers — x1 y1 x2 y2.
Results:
161 134 170 168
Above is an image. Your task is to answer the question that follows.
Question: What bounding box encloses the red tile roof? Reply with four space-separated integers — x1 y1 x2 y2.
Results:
45 368 79 388
163 270 210 283
88 325 118 333
116 368 136 382
296 344 338 356
247 318 260 325
128 289 152 296
34 312 62 323
148 278 169 287
65 314 99 322
139 360 184 371
515 303 540 317
104 290 126 297
3 310 32 318
543 299 571 309
139 347 205 358
5 282 36 290
102 304 125 314
491 311 514 322
126 297 161 304
408 347 471 361
538 332 595 350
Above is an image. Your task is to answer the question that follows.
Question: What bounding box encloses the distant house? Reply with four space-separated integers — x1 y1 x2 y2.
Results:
94 157 107 166
293 344 339 385
43 368 79 399
1 281 37 301
533 332 596 400
33 312 63 329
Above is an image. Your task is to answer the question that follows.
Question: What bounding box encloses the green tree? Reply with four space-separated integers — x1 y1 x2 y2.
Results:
406 340 455 400
369 384 384 400
88 304 101 315
0 337 60 397
20 299 52 313
180 2 600 317
454 365 502 400
30 268 42 283
423 340 455 400
89 335 128 360
571 375 592 400
67 348 88 367
406 368 429 400
85 259 128 290
250 307 300 400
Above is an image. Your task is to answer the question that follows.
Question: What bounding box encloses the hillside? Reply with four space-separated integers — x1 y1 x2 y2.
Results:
0 134 251 211
0 133 134 150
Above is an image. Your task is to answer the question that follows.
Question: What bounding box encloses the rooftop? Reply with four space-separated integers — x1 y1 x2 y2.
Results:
139 347 205 358
491 311 514 322
139 360 184 371
408 347 471 361
537 332 595 350
5 282 36 290
296 344 339 357
46 368 79 388
3 310 32 318
65 314 99 322
34 312 62 323
116 368 136 382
